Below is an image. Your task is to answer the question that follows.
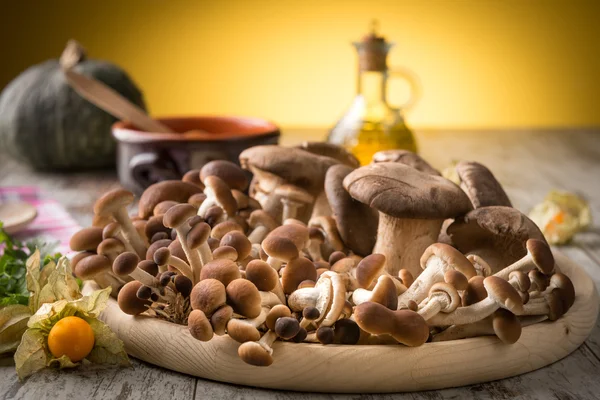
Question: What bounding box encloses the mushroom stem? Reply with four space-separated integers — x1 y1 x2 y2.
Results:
175 227 203 282
431 317 494 342
373 213 443 278
197 242 213 267
465 247 504 273
281 200 301 221
306 240 324 262
113 207 147 259
248 226 270 244
166 256 194 282
266 256 283 271
417 299 444 321
427 297 499 326
258 330 278 353
396 257 447 309
260 291 283 307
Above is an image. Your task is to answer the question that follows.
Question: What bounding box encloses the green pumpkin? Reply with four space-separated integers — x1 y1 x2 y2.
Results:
0 46 146 170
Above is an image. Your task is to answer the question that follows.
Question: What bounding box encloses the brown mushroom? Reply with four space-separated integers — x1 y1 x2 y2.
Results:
426 276 524 326
200 160 249 191
354 302 429 346
182 169 205 190
372 150 441 176
138 180 202 219
261 224 309 270
274 184 315 222
226 279 262 318
188 309 214 341
94 189 147 258
70 227 104 252
343 162 472 277
199 259 241 286
190 278 226 317
118 280 152 315
494 239 555 280
198 175 237 218
417 282 461 321
351 275 398 310
324 164 379 256
163 204 204 280
153 247 194 281
281 257 318 295
220 231 252 262
296 141 359 168
247 210 279 244
455 161 512 208
448 206 548 275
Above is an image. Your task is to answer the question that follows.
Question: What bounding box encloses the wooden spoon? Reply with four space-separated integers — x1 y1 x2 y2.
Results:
59 40 174 134
0 201 37 234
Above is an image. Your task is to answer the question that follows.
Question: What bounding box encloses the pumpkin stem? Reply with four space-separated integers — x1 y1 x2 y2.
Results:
60 40 87 70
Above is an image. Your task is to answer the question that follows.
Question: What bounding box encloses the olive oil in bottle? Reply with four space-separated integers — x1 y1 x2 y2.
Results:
328 22 418 165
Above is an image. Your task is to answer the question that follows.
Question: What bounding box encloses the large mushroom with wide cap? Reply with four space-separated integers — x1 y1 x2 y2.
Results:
447 206 549 275
325 164 378 256
372 150 441 176
239 145 339 223
455 161 512 209
343 162 472 278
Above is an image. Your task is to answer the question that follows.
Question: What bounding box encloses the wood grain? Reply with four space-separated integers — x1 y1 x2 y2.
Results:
84 252 598 393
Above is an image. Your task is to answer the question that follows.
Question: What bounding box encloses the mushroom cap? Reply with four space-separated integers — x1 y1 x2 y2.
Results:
70 227 104 252
372 150 441 176
182 169 205 189
308 216 344 252
343 162 472 219
325 164 379 256
526 239 555 275
188 193 208 208
551 273 576 311
92 214 113 228
370 275 399 310
265 304 292 331
334 319 361 344
238 341 273 366
420 243 476 278
239 145 339 195
153 200 180 217
429 282 461 312
274 184 315 205
94 189 134 217
281 257 318 294
187 222 211 249
448 207 548 270
74 254 112 279
204 206 225 227
492 309 522 344
210 305 233 335
174 275 193 297
200 160 249 191
226 279 262 318
297 141 360 168
97 237 126 258
356 254 386 288
330 257 356 274
354 302 429 346
212 246 238 261
262 224 309 261
227 319 261 343
112 252 140 276
151 232 169 243
248 210 278 231
444 270 469 291
138 260 159 277
210 220 243 240
207 237 221 252
398 269 414 288
145 215 170 240
274 317 301 340
529 269 549 292
199 259 241 287
163 204 198 230
71 251 95 271
146 238 172 261
245 260 279 292
220 231 252 261
190 278 226 316
204 175 238 216
455 161 512 208
138 181 202 219
329 251 346 266
188 309 214 341
118 280 151 315
483 276 524 314
462 276 487 306
308 227 325 243
508 271 531 292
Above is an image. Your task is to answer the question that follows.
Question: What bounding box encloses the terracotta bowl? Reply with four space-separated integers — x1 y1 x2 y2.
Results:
112 116 280 194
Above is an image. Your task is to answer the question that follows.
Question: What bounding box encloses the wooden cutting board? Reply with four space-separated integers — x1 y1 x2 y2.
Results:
84 251 599 393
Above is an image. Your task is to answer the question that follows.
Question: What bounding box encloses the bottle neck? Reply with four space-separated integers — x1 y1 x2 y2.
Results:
357 70 387 105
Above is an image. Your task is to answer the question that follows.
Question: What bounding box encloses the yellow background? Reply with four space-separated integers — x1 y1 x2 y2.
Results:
1 0 598 129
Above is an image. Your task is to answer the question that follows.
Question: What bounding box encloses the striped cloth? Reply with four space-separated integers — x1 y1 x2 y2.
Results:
0 186 80 254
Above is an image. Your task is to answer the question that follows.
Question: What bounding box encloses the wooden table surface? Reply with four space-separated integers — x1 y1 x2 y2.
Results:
1 128 599 400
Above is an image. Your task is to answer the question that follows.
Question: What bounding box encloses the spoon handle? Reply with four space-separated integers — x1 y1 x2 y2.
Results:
59 39 174 133
63 70 174 133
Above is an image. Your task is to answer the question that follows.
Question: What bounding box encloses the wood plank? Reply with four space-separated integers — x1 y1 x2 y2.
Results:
192 345 600 400
0 357 195 400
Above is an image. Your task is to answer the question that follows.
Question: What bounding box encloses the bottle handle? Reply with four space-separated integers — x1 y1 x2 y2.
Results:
388 66 421 112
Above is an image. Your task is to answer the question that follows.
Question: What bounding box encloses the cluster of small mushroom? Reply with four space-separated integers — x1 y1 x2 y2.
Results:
69 142 576 367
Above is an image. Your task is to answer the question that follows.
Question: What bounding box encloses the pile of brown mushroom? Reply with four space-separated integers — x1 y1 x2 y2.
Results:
69 144 576 367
